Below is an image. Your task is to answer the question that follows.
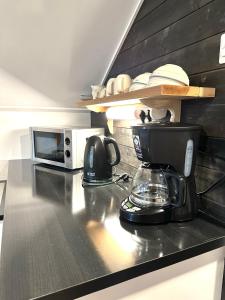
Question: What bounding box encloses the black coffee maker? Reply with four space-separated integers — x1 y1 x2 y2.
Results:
120 123 201 224
83 135 120 185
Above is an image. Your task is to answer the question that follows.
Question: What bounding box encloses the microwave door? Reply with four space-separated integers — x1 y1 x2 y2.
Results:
33 130 65 167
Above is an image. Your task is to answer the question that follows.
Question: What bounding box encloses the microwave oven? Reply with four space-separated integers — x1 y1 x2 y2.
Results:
30 127 104 169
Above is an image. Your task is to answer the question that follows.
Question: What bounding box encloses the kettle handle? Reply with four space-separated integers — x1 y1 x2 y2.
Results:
165 172 186 208
105 137 121 166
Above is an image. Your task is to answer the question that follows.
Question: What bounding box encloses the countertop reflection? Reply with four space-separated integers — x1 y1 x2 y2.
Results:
1 160 225 300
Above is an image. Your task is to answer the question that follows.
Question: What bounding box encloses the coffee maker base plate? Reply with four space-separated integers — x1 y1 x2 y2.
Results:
120 198 172 224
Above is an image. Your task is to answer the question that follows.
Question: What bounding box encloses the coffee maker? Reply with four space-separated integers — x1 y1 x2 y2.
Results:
120 123 201 224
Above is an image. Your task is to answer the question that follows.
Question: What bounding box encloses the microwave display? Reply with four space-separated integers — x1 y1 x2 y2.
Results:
33 131 65 163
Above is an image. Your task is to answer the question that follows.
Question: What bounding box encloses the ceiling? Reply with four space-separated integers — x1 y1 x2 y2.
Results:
0 0 142 108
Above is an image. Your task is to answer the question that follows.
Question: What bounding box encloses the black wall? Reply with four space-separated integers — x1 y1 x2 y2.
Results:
106 0 225 224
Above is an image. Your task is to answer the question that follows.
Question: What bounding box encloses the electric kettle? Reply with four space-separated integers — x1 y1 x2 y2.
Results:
83 135 121 185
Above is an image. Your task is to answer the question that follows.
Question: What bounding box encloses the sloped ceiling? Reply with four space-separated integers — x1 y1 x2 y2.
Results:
0 0 142 108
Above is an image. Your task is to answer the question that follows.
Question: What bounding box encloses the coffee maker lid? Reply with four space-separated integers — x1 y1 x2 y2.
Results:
132 122 201 131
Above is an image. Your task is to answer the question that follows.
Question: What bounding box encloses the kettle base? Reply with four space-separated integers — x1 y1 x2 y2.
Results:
82 177 113 187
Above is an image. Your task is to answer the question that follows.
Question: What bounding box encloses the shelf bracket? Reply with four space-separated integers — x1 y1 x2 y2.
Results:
86 105 108 113
140 98 182 122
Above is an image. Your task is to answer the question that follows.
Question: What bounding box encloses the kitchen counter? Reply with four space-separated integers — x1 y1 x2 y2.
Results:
0 160 225 300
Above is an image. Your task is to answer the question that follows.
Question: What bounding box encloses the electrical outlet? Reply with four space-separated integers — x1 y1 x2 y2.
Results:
219 33 225 64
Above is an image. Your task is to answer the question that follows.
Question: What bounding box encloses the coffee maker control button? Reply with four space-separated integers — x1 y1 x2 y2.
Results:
65 150 71 158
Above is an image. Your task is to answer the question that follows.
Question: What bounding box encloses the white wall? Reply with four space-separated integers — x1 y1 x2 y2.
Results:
0 69 90 180
0 0 142 105
0 108 91 179
0 109 90 161
0 108 90 180
0 0 142 178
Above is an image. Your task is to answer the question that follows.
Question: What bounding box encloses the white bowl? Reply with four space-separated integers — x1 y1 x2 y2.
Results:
129 72 152 91
148 76 186 87
129 82 149 91
149 64 189 86
133 72 152 84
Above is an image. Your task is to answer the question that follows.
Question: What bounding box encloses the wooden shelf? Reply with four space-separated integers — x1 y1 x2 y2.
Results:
77 85 215 122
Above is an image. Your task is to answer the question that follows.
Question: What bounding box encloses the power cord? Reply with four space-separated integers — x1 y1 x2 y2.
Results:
113 173 132 183
197 150 225 196
82 172 132 188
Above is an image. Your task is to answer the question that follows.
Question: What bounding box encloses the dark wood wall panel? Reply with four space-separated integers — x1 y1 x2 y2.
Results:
181 67 225 137
101 0 225 227
191 68 225 101
198 137 225 169
106 0 225 142
120 0 214 51
134 0 166 23
110 33 222 78
111 0 225 75
181 103 225 137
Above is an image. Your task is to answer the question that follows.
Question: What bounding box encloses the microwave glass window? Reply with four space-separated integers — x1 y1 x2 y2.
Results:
33 131 65 163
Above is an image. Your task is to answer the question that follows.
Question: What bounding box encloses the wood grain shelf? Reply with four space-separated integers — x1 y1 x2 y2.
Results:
77 85 215 122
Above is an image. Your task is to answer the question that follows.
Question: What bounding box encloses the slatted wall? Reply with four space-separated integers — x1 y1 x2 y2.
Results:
92 0 225 224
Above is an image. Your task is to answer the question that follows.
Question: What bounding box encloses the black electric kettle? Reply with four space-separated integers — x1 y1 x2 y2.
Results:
83 135 121 185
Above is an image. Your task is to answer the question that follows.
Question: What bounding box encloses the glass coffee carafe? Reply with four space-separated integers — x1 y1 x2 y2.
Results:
129 163 184 208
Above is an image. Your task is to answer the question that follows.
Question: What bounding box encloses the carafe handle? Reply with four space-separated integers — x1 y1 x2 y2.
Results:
105 137 121 166
165 172 186 208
